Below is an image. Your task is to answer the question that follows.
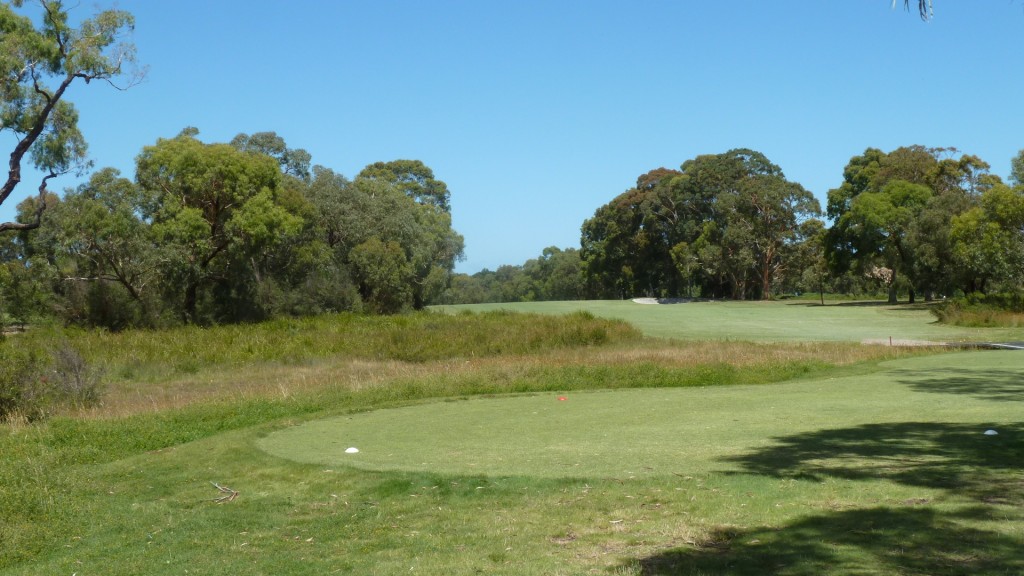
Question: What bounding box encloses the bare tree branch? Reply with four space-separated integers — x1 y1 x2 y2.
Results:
0 171 56 232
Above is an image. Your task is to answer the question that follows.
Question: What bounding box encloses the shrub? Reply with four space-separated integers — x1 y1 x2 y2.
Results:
47 341 105 409
0 341 45 421
0 338 103 421
932 291 1024 327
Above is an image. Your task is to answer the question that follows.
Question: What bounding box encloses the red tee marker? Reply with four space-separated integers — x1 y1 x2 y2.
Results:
557 396 568 401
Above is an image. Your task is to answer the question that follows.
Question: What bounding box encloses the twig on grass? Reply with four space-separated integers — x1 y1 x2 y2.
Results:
210 482 239 503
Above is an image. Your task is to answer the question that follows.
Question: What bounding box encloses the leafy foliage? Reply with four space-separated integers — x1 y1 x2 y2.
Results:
581 149 820 300
826 146 1009 303
0 337 101 421
0 0 140 232
443 246 584 304
1 126 465 327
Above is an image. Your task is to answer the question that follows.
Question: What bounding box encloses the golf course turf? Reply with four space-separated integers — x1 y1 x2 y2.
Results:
4 300 1024 575
435 299 1024 342
259 350 1023 480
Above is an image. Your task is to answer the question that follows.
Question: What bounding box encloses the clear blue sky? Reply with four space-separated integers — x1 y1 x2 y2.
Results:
3 1 1023 273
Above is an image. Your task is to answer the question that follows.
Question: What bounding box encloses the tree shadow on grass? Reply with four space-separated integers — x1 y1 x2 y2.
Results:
624 421 1024 575
785 300 935 312
893 367 1024 403
786 300 891 308
722 422 1024 505
627 506 1024 575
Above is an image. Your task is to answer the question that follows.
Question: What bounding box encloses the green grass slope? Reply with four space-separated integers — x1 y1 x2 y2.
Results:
3 307 1023 575
3 349 1020 575
434 299 1024 342
258 350 1024 480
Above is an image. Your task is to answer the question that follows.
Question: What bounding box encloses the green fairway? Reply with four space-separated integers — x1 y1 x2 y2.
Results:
259 350 1024 480
5 310 1024 575
435 299 1024 342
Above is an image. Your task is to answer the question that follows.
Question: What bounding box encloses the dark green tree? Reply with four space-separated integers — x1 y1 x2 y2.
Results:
827 146 994 302
50 168 163 327
582 150 817 300
349 237 413 314
581 186 664 298
356 159 451 213
309 163 463 311
1010 149 1024 187
529 247 584 301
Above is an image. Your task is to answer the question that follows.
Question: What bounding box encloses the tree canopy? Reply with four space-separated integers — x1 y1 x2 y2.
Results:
824 146 1003 303
0 0 140 232
580 149 820 301
4 1 1024 325
1 127 465 327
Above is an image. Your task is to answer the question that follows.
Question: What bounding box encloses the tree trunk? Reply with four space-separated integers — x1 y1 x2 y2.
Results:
761 266 772 300
184 282 198 324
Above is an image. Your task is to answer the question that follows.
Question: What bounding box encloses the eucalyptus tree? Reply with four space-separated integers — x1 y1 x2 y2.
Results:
1011 149 1024 186
827 146 994 302
950 183 1024 293
348 236 413 314
908 154 995 298
356 159 451 213
679 150 818 299
49 168 163 326
0 0 140 232
582 149 817 300
135 129 303 323
581 185 665 299
307 162 463 312
722 174 819 299
353 161 462 308
230 131 312 183
839 180 933 303
0 196 58 326
527 247 584 301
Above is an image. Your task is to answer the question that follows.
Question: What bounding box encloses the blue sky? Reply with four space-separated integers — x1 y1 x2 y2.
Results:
3 1 1023 273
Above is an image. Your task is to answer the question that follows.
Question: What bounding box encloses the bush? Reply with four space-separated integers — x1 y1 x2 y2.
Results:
48 341 105 409
0 342 45 421
932 292 1024 327
0 338 103 421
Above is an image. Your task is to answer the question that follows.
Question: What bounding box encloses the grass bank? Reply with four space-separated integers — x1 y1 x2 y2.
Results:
2 305 1020 574
435 299 1024 342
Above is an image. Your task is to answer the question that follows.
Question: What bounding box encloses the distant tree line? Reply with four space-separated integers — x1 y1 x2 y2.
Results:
442 246 585 304
0 129 464 328
582 145 1024 304
443 146 1024 306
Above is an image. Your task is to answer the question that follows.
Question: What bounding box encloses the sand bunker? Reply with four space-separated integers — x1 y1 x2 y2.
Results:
631 297 695 305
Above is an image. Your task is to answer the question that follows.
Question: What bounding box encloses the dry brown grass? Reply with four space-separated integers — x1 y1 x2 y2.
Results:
70 339 939 420
541 340 930 367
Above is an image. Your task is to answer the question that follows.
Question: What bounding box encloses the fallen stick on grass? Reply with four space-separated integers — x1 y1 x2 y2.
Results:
210 482 239 503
